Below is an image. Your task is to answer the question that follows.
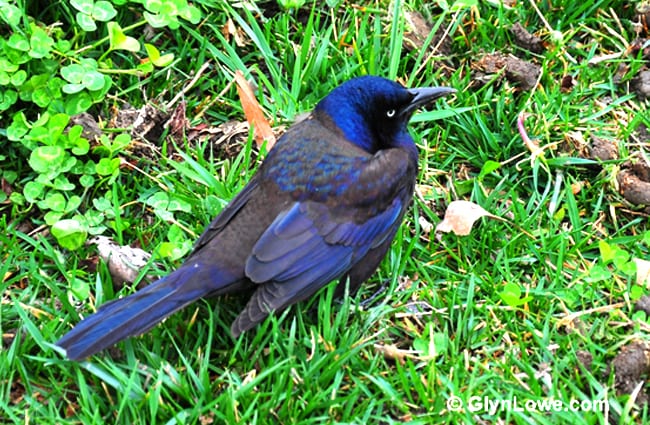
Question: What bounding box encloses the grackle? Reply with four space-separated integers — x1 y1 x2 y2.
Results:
56 76 455 360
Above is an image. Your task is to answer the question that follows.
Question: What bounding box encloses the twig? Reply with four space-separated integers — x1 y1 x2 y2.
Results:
166 61 212 110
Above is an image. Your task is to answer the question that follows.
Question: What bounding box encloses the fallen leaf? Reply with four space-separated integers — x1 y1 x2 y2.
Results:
436 200 502 236
635 258 650 286
570 181 584 195
418 216 434 234
234 70 276 150
222 18 246 47
89 236 152 284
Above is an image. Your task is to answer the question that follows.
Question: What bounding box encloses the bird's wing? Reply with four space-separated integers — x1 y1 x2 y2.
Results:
237 148 413 329
189 176 259 255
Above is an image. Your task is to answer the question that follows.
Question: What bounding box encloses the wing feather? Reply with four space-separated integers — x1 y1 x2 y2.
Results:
233 145 415 335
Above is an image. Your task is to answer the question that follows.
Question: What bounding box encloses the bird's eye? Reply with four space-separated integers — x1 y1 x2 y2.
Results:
386 109 396 118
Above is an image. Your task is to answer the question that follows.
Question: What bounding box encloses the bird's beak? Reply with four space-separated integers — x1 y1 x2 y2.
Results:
403 86 456 117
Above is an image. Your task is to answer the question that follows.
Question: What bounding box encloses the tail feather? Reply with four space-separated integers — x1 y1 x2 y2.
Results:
56 265 222 360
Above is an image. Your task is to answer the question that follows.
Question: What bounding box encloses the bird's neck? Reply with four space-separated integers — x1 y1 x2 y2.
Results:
392 129 419 166
314 107 376 153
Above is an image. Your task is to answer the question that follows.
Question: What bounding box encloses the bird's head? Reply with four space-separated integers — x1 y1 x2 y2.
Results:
314 76 455 153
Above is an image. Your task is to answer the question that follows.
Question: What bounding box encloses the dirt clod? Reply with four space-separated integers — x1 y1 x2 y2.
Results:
635 295 650 316
403 11 452 55
560 75 577 92
608 341 650 406
631 70 650 99
509 23 544 54
473 52 541 90
587 136 619 161
635 123 650 143
576 350 593 372
69 112 102 142
629 38 650 61
618 155 650 206
618 169 650 205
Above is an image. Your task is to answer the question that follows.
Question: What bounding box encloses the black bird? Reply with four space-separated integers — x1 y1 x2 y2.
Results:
56 76 454 360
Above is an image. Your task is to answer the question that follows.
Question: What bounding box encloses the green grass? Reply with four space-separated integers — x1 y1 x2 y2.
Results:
2 0 650 423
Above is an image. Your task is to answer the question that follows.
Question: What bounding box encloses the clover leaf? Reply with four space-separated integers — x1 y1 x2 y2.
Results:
71 0 117 31
51 218 88 250
107 22 140 52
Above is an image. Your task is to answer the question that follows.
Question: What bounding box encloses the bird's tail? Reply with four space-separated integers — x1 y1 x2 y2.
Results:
56 264 232 360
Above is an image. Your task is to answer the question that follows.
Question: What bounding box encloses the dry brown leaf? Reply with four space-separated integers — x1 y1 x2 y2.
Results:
570 181 584 195
222 18 246 47
635 258 650 286
234 70 276 150
436 200 501 236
